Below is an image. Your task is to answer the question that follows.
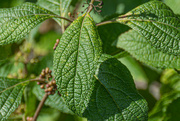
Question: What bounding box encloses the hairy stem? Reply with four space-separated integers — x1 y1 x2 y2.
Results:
33 93 48 121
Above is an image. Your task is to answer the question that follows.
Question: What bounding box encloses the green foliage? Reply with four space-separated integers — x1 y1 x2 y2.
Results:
53 14 102 115
117 1 180 56
0 2 57 45
37 0 72 26
116 30 180 69
0 0 179 120
0 77 27 121
83 54 148 120
0 45 11 61
33 85 73 114
149 91 180 121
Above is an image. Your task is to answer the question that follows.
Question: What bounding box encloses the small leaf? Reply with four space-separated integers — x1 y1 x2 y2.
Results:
0 77 27 120
116 30 180 69
33 85 73 114
117 1 180 56
83 54 148 121
0 2 58 45
53 14 102 115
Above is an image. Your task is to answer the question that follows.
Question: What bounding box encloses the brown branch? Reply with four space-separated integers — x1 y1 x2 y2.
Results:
33 93 48 121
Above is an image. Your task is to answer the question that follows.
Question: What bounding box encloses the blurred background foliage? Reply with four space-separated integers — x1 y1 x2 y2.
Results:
0 0 179 121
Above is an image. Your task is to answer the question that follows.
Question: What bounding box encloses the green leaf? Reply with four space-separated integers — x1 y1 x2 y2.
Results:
37 0 72 17
37 0 72 26
97 23 129 54
164 0 180 14
165 97 180 121
83 54 148 121
149 91 180 121
116 1 180 56
0 77 27 120
119 56 148 82
116 30 180 69
160 69 180 95
53 14 102 115
0 2 58 45
33 85 73 114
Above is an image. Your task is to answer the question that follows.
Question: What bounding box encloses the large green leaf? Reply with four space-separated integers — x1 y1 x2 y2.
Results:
0 2 59 45
33 85 73 114
53 14 102 115
0 77 27 121
37 0 72 26
116 1 180 56
83 54 148 121
116 30 180 69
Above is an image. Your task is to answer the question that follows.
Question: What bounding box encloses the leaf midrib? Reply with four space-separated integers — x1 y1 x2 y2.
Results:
118 18 179 31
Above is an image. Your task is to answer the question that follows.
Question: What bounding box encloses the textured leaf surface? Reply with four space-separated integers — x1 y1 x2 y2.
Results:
0 77 27 120
37 0 72 26
33 85 73 114
117 1 180 56
53 14 102 115
116 30 180 69
0 2 57 45
83 54 148 121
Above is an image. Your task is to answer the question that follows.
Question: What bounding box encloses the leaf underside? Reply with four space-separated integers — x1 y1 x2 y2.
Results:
0 77 27 121
53 14 102 115
83 54 148 121
117 1 180 56
0 2 56 45
116 30 180 69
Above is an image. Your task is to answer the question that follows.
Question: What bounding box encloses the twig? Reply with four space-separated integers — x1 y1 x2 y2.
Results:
87 0 95 13
33 93 48 121
96 20 116 26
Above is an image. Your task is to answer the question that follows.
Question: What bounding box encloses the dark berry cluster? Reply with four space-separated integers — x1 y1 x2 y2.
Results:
44 79 57 95
39 67 52 80
37 68 57 95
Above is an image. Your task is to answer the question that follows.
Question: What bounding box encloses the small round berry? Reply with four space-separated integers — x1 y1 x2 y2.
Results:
52 80 56 85
45 67 49 74
46 84 50 88
40 85 45 89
